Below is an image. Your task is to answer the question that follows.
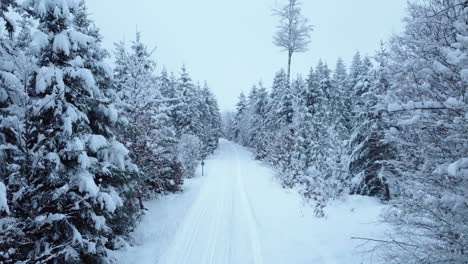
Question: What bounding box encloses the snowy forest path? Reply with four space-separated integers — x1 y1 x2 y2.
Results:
115 139 386 264
157 140 265 264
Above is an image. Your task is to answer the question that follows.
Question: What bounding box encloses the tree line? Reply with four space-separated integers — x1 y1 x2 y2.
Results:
0 0 221 263
225 0 467 263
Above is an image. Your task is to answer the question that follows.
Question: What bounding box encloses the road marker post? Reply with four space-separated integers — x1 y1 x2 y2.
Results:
201 160 205 176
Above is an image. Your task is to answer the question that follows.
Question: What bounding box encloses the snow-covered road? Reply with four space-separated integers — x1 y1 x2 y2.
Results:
158 140 264 264
114 140 388 264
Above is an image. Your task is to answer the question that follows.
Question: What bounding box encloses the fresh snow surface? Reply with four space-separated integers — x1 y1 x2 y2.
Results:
114 140 388 264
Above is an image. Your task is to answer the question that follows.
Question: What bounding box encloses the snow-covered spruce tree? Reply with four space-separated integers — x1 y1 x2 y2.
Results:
305 61 339 216
233 92 247 142
265 69 296 175
240 85 259 147
262 70 288 164
171 67 221 174
152 69 187 191
289 69 326 215
331 57 351 144
159 69 187 141
265 69 288 132
158 68 176 99
1 4 35 260
1 1 141 262
276 73 295 126
289 75 312 189
347 52 363 94
231 69 298 186
234 83 270 159
197 83 222 157
379 0 468 262
248 84 270 159
174 66 201 137
327 57 352 196
309 60 333 166
114 33 182 195
0 0 27 187
158 66 220 178
348 55 392 200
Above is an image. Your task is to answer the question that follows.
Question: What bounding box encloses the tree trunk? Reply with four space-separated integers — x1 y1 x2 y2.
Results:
287 50 292 86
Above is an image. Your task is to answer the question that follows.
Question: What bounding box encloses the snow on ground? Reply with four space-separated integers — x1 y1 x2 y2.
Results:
113 139 389 264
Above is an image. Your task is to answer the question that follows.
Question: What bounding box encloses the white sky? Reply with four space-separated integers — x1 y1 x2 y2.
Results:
87 0 407 111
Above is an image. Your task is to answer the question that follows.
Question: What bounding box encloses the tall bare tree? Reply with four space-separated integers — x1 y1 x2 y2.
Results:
273 0 313 84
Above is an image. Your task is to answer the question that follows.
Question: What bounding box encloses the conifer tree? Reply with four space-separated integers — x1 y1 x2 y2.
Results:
175 66 200 137
265 69 289 131
114 32 183 195
380 1 467 261
233 92 247 141
0 1 141 262
348 55 392 199
200 83 222 155
247 84 270 159
289 76 312 187
1 3 36 260
348 56 392 199
332 57 351 138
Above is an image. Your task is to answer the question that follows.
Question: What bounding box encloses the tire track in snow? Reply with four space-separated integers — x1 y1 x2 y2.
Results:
158 163 212 264
158 142 264 264
231 144 265 264
203 170 225 264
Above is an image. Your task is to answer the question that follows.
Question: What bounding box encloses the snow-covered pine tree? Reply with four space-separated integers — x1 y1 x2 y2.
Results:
175 75 206 179
242 83 270 159
175 66 200 137
159 68 173 98
159 68 181 127
114 32 183 195
198 83 221 156
151 71 183 193
347 52 363 92
233 92 247 142
265 69 296 174
261 70 287 166
277 75 295 126
265 69 288 132
172 67 222 177
306 61 336 216
331 57 351 141
151 112 182 193
240 85 259 147
289 75 312 188
380 0 468 262
328 57 351 196
0 2 31 252
1 1 141 262
348 55 391 199
0 0 27 175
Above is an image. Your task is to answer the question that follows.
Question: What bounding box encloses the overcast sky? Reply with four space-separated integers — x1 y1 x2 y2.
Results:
87 0 407 111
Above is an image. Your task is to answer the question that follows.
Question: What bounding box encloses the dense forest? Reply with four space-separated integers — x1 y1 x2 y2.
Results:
0 0 221 262
0 0 467 263
225 0 467 262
